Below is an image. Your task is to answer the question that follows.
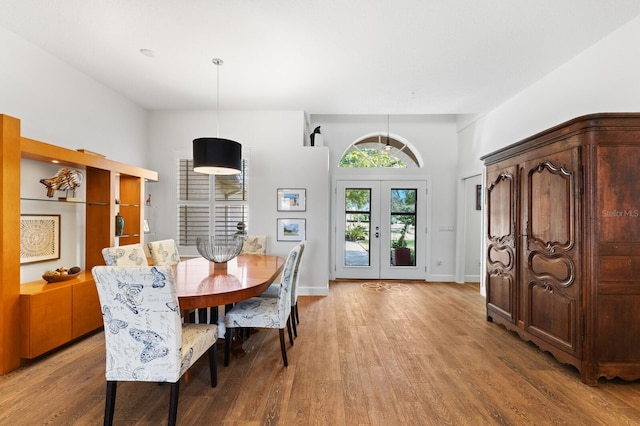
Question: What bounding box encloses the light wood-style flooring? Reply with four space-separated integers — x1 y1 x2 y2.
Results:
2 280 640 425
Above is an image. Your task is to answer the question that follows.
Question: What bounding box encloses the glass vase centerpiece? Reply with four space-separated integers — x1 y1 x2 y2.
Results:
196 234 244 271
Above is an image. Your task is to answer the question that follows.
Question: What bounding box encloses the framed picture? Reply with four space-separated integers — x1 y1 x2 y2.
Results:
277 218 306 242
476 184 482 210
277 188 306 211
20 214 61 264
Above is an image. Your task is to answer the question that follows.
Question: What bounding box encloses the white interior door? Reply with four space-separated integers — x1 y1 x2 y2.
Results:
335 180 426 280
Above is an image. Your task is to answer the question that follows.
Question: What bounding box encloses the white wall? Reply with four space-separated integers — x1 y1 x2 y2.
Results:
0 26 149 281
0 26 148 167
457 15 640 294
148 110 330 296
459 15 640 171
310 114 459 281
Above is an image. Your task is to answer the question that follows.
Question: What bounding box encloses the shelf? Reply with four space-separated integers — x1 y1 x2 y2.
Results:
20 197 108 206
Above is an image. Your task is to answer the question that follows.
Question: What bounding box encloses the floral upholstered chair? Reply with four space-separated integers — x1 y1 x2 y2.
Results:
240 235 267 254
146 239 181 266
92 265 218 425
101 243 148 266
260 241 305 337
224 244 301 367
146 238 214 323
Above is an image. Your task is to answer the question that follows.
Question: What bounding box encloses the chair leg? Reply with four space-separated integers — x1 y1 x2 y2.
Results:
224 327 232 366
287 316 294 346
291 311 298 338
104 381 117 426
209 344 218 387
295 302 300 324
279 328 288 367
168 381 180 426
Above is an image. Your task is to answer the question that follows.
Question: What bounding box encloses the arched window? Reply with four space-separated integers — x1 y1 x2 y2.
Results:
339 133 421 168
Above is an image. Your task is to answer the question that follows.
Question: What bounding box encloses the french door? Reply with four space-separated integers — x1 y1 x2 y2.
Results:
335 180 426 279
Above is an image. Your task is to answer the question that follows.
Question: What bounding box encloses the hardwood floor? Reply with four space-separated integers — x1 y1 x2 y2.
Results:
2 281 640 425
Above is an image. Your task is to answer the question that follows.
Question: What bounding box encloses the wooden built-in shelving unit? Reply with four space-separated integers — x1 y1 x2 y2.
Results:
0 114 158 373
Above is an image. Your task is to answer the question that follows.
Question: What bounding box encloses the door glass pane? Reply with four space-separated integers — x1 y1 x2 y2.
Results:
390 188 417 266
345 189 371 266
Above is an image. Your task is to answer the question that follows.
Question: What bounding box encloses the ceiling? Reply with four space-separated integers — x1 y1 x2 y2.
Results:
1 0 640 115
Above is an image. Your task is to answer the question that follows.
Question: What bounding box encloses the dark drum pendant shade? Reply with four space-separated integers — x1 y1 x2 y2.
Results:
193 137 242 175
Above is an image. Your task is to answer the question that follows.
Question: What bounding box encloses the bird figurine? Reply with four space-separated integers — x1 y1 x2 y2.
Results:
310 125 321 146
40 168 83 198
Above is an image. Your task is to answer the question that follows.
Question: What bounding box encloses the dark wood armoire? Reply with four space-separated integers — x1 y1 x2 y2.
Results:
481 113 640 385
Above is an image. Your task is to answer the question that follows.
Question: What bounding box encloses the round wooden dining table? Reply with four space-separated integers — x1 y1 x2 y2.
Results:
174 254 285 310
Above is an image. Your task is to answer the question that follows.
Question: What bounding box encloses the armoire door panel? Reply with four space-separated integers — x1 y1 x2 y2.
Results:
487 171 516 240
488 244 513 269
521 147 581 357
487 273 514 321
528 283 577 351
527 159 575 251
486 166 518 323
529 251 575 286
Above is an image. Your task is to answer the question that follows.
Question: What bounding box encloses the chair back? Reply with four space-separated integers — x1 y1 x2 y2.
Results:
147 239 181 266
275 244 301 319
241 235 267 254
92 265 184 382
290 241 305 305
102 243 148 266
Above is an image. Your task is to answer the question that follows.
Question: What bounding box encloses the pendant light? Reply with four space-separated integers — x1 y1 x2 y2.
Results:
193 58 242 175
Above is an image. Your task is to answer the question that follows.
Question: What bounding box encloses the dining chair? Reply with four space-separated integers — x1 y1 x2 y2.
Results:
146 238 214 324
240 235 267 254
259 241 305 337
92 265 218 426
146 239 181 266
224 244 301 367
101 243 148 266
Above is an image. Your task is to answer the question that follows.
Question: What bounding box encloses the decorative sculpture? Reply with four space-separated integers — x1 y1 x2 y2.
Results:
40 168 84 199
310 125 321 146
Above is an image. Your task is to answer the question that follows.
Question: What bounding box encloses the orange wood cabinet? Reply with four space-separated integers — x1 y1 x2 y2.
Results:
20 282 73 359
71 278 103 338
20 273 103 358
482 113 640 385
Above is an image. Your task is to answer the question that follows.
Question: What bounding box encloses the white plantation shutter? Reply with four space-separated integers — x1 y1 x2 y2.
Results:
214 205 247 236
176 159 248 246
178 159 210 201
215 160 248 201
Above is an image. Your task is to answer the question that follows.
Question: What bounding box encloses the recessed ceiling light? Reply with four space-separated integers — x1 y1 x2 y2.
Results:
140 49 155 58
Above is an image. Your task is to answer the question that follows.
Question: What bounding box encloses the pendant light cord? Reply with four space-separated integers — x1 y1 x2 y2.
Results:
213 58 223 138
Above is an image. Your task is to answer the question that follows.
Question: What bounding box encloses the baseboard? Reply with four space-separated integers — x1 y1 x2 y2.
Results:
297 285 329 297
426 273 455 282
